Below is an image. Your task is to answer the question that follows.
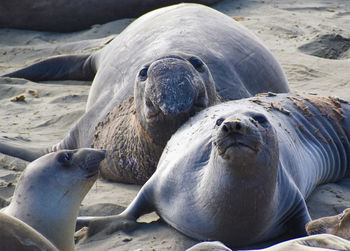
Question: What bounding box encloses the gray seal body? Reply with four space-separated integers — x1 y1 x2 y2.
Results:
0 0 221 32
98 93 350 248
1 148 106 251
1 4 289 184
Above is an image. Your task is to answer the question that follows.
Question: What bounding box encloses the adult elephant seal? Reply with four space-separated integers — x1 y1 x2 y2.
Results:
1 148 106 251
0 0 221 32
0 4 289 184
84 93 350 248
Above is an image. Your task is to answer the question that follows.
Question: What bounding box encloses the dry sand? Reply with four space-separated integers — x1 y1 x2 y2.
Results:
0 0 350 250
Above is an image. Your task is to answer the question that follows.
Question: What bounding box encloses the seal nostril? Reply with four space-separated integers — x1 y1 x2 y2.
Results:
235 123 242 131
222 125 229 133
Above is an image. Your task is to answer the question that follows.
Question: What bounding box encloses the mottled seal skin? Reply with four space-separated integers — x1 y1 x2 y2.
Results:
306 208 350 240
1 148 106 251
187 235 350 251
0 4 289 184
0 0 221 32
85 93 350 248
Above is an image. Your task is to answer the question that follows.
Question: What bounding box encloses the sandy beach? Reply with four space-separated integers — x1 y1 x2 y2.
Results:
1 0 350 250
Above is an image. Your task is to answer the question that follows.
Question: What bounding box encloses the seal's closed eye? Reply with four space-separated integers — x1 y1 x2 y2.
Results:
57 152 73 166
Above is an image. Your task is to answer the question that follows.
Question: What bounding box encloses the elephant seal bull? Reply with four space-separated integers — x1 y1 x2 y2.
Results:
84 93 350 248
0 4 289 184
0 0 221 32
1 148 106 251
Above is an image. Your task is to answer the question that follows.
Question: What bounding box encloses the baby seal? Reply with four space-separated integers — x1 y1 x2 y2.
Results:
1 148 106 251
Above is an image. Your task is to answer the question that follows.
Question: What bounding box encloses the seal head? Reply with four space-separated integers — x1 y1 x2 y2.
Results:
135 53 217 146
3 148 106 251
212 111 276 178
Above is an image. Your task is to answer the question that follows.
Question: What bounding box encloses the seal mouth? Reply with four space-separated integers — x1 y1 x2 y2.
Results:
219 141 258 156
146 105 201 122
215 135 261 158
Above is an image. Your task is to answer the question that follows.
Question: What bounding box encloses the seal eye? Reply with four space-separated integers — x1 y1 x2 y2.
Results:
57 152 72 166
138 66 148 81
216 118 225 126
252 114 267 125
189 57 205 72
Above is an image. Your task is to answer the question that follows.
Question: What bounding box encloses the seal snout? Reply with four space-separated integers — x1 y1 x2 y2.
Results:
75 148 107 179
221 119 248 135
142 56 211 120
215 117 261 158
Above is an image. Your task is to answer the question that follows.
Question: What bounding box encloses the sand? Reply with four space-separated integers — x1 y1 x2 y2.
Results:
0 0 350 250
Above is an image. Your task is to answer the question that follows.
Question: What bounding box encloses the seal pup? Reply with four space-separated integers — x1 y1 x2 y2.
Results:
0 4 289 184
0 0 221 32
84 93 350 248
1 148 106 251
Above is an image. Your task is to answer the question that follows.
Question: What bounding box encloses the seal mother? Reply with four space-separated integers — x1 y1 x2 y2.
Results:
1 148 106 251
86 93 350 248
0 0 221 32
1 4 289 184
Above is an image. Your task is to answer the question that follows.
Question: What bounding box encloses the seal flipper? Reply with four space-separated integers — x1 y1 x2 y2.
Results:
0 138 51 162
3 54 96 82
0 127 78 162
78 186 154 237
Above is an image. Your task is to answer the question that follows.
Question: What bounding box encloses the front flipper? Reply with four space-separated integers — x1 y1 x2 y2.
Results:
3 54 96 82
78 187 154 237
0 126 78 162
87 214 139 237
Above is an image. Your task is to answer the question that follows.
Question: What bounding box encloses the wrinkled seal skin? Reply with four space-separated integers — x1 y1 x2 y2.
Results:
0 4 289 184
86 93 350 248
0 0 221 32
1 148 106 251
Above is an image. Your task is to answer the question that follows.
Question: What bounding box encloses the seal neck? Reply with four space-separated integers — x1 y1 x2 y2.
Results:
5 183 82 251
197 150 279 245
92 97 163 184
